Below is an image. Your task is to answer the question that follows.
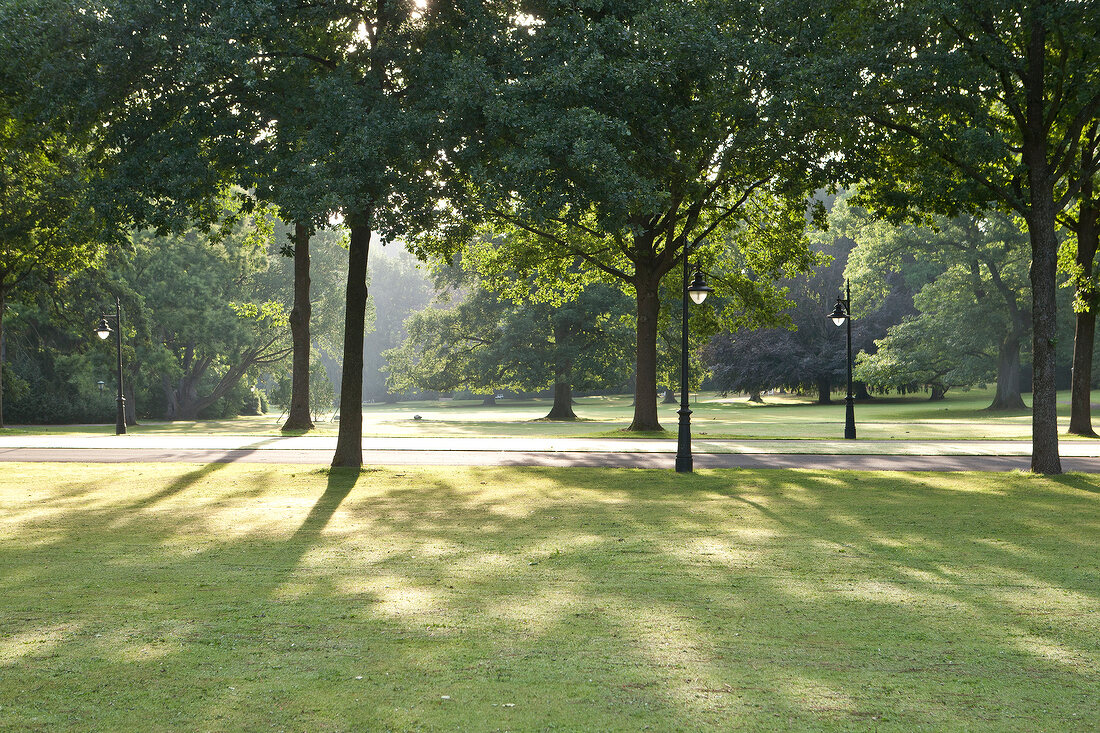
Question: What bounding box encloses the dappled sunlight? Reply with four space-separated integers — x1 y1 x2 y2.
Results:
838 579 942 607
1011 632 1097 671
2 464 1099 729
0 622 82 663
667 536 764 569
339 574 450 624
606 598 735 718
102 623 191 663
780 675 863 719
491 585 584 635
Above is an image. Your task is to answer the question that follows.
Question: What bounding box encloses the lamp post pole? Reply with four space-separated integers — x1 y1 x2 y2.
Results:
828 280 856 440
676 260 693 473
676 262 714 473
843 280 855 440
112 297 125 433
94 298 126 435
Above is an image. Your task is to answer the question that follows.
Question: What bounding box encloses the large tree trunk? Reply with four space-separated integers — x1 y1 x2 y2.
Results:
1021 20 1062 475
929 384 947 401
989 336 1027 410
1069 196 1098 435
283 222 314 431
546 321 577 420
628 276 662 431
816 376 831 404
1025 197 1062 473
662 389 678 404
332 214 371 468
545 381 577 420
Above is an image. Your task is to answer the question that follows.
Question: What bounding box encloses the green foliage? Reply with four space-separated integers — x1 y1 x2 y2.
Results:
851 209 1033 399
308 357 336 421
1 201 325 422
385 260 634 399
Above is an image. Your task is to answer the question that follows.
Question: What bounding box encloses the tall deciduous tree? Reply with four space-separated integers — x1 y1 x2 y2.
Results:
841 0 1100 473
434 0 832 431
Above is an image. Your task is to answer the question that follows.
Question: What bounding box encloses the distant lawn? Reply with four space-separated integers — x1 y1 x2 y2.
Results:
8 386 1100 440
2 463 1097 730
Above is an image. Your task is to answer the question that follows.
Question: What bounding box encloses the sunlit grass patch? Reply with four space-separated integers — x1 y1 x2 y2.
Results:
11 385 1100 441
1 464 1098 730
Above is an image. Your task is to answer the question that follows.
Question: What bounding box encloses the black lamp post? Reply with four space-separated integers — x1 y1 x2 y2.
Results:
827 279 856 440
676 263 714 473
93 297 126 435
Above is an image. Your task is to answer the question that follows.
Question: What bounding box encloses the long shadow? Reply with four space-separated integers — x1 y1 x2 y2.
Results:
289 467 360 545
1053 473 1100 495
127 437 282 511
3 466 1098 730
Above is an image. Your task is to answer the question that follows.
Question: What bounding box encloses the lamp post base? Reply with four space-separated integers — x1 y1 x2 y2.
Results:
116 396 127 436
676 406 693 473
844 395 856 440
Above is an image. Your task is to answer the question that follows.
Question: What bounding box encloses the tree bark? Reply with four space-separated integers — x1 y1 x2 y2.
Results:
748 391 764 403
662 389 678 404
816 376 831 404
1021 18 1062 475
283 222 315 431
481 394 498 406
545 381 577 420
628 276 662 431
929 384 947 401
332 214 371 468
988 336 1027 411
1069 197 1098 435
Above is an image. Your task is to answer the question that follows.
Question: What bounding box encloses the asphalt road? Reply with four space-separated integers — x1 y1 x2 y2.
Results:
4 446 1100 471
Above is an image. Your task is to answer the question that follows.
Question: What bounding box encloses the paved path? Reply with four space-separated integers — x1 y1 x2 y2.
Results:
3 435 1100 471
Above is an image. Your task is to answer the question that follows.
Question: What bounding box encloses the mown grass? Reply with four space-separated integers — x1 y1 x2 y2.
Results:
0 385 1060 435
8 386 1097 441
2 463 1097 730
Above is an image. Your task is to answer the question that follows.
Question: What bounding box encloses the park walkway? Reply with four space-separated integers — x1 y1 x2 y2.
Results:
3 434 1100 471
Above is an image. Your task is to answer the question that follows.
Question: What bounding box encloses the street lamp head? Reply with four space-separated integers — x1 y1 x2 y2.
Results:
687 270 714 305
97 380 105 391
828 297 848 327
94 318 112 339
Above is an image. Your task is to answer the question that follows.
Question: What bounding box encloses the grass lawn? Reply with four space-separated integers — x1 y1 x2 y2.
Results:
0 386 1080 441
1 463 1097 730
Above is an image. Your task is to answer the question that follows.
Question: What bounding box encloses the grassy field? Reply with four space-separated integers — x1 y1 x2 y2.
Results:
0 387 1077 441
2 463 1097 730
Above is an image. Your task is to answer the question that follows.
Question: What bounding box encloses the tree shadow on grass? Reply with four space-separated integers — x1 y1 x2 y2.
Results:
2 466 1098 730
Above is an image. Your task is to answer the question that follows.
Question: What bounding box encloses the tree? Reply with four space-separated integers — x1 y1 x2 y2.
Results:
385 264 634 419
842 0 1100 473
433 0 832 431
108 209 291 420
842 198 1032 410
0 106 104 427
1058 122 1100 435
705 204 917 404
362 248 434 403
